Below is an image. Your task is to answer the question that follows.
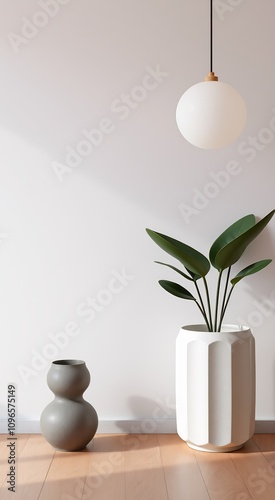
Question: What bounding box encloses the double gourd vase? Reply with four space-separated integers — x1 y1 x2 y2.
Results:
40 359 98 451
176 325 255 452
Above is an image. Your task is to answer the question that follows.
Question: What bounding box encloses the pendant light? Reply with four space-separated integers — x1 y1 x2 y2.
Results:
176 0 247 149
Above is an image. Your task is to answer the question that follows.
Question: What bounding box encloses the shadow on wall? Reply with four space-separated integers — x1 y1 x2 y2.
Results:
115 395 176 434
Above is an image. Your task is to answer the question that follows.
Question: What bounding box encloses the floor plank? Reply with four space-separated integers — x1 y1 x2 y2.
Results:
230 439 275 500
38 448 89 500
194 446 252 500
124 434 168 500
0 433 275 499
0 434 55 500
0 434 30 489
82 434 126 500
158 433 210 500
252 433 275 453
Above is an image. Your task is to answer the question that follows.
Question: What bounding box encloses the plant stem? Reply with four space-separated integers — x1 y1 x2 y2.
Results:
218 284 235 330
194 281 211 331
202 277 213 331
195 300 211 331
214 270 223 331
218 267 231 329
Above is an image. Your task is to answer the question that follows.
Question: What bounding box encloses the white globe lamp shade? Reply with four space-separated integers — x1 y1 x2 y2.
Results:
176 80 247 149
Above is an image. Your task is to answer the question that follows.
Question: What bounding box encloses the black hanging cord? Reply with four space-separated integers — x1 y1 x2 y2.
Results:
210 0 213 72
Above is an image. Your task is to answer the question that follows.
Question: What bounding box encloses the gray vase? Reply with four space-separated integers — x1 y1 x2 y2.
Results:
40 359 98 451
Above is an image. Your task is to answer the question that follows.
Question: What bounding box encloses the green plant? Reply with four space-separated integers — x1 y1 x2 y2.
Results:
146 210 275 331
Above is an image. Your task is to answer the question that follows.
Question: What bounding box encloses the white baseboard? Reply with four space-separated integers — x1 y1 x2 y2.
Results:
0 419 274 434
0 419 176 434
254 421 275 433
97 419 177 434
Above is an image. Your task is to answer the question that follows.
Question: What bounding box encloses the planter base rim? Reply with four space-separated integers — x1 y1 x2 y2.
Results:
186 441 244 453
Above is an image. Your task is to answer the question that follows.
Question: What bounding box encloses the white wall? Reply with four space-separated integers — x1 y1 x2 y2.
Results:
0 0 275 430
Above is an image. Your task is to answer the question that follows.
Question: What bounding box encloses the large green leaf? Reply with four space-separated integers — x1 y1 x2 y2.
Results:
159 280 196 300
155 261 194 281
209 214 255 269
146 229 210 277
231 259 272 285
185 268 201 282
210 210 275 271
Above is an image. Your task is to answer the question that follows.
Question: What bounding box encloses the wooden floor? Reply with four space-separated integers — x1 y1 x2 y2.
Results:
1 434 275 499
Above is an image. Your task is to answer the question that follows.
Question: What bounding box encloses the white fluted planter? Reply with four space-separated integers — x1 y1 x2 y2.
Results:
176 324 255 452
